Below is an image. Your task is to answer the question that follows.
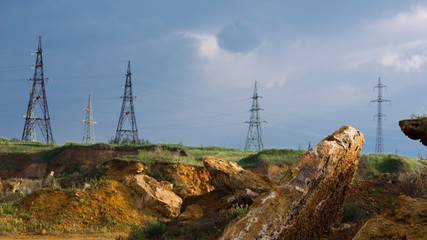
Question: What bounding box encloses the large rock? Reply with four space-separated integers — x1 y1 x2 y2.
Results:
130 174 182 218
203 156 276 194
221 125 365 240
353 195 427 240
399 118 427 146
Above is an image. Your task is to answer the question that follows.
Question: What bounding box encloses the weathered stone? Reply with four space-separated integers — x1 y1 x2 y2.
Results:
130 174 182 218
399 118 427 146
203 156 276 194
177 204 204 225
42 171 57 188
353 195 427 240
221 125 365 240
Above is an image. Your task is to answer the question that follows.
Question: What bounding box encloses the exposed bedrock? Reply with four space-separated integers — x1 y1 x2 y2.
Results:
220 125 365 240
399 118 427 146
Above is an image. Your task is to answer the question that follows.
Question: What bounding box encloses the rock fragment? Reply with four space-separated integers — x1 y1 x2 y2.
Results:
130 174 182 218
399 118 427 146
203 156 276 194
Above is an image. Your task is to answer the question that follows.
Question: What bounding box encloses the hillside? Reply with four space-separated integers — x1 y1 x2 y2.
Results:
0 136 425 239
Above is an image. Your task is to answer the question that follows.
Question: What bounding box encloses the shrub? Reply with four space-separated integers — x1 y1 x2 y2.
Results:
341 203 365 222
224 204 249 224
143 220 166 239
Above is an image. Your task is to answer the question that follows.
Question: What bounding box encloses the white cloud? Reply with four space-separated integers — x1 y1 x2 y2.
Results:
368 6 427 34
345 6 427 72
180 31 301 89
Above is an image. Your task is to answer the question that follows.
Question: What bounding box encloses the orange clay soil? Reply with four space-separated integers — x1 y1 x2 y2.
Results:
20 180 156 232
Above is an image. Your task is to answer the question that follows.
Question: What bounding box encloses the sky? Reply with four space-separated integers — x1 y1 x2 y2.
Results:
1 0 426 157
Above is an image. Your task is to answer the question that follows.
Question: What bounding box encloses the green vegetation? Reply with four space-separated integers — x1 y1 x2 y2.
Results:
355 153 424 181
224 204 249 225
411 104 427 119
238 148 305 167
0 138 91 163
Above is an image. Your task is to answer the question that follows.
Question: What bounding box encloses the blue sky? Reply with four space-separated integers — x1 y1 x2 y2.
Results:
1 1 426 157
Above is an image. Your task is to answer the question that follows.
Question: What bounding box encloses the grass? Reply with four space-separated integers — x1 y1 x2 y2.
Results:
411 104 426 119
238 148 305 167
355 153 424 181
224 204 249 225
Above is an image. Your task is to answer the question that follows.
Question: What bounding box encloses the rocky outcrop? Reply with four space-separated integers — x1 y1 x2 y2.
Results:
399 118 427 146
353 195 427 240
221 125 365 240
130 174 182 218
204 156 276 194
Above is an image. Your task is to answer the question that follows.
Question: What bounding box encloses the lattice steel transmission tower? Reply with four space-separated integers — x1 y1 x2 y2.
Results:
370 78 390 153
82 94 96 144
244 81 265 151
22 36 54 144
115 61 139 144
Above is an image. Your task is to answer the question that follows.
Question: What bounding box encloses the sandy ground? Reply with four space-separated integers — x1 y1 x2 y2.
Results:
0 232 127 240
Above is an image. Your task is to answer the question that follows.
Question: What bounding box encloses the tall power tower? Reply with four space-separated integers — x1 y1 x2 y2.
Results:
370 78 390 153
22 36 54 144
82 94 96 144
244 81 265 151
115 61 139 144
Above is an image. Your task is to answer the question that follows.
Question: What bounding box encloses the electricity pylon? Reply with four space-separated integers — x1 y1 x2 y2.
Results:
370 77 390 153
22 36 54 144
115 61 139 144
82 94 96 144
244 81 265 151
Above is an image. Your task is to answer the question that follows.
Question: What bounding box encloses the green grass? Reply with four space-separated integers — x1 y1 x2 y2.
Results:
238 148 305 167
355 153 424 181
224 204 249 225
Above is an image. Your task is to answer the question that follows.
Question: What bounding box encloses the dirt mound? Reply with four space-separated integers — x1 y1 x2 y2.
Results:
49 144 138 175
21 180 151 231
353 195 427 240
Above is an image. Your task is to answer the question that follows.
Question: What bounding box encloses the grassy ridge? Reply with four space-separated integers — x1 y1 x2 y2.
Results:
1 137 424 180
238 148 305 167
356 153 425 181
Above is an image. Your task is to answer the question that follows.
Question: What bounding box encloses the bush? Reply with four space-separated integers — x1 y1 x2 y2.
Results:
341 203 365 222
224 204 249 225
143 220 166 239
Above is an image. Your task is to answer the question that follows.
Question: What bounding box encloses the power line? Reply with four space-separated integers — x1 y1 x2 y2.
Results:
370 77 390 153
22 36 54 144
114 61 139 143
82 94 96 143
245 81 265 151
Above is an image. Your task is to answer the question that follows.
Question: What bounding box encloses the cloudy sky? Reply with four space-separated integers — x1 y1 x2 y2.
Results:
1 0 426 157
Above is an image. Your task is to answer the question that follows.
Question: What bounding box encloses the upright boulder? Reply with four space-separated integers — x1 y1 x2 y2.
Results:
204 156 276 194
221 125 365 240
353 195 427 240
